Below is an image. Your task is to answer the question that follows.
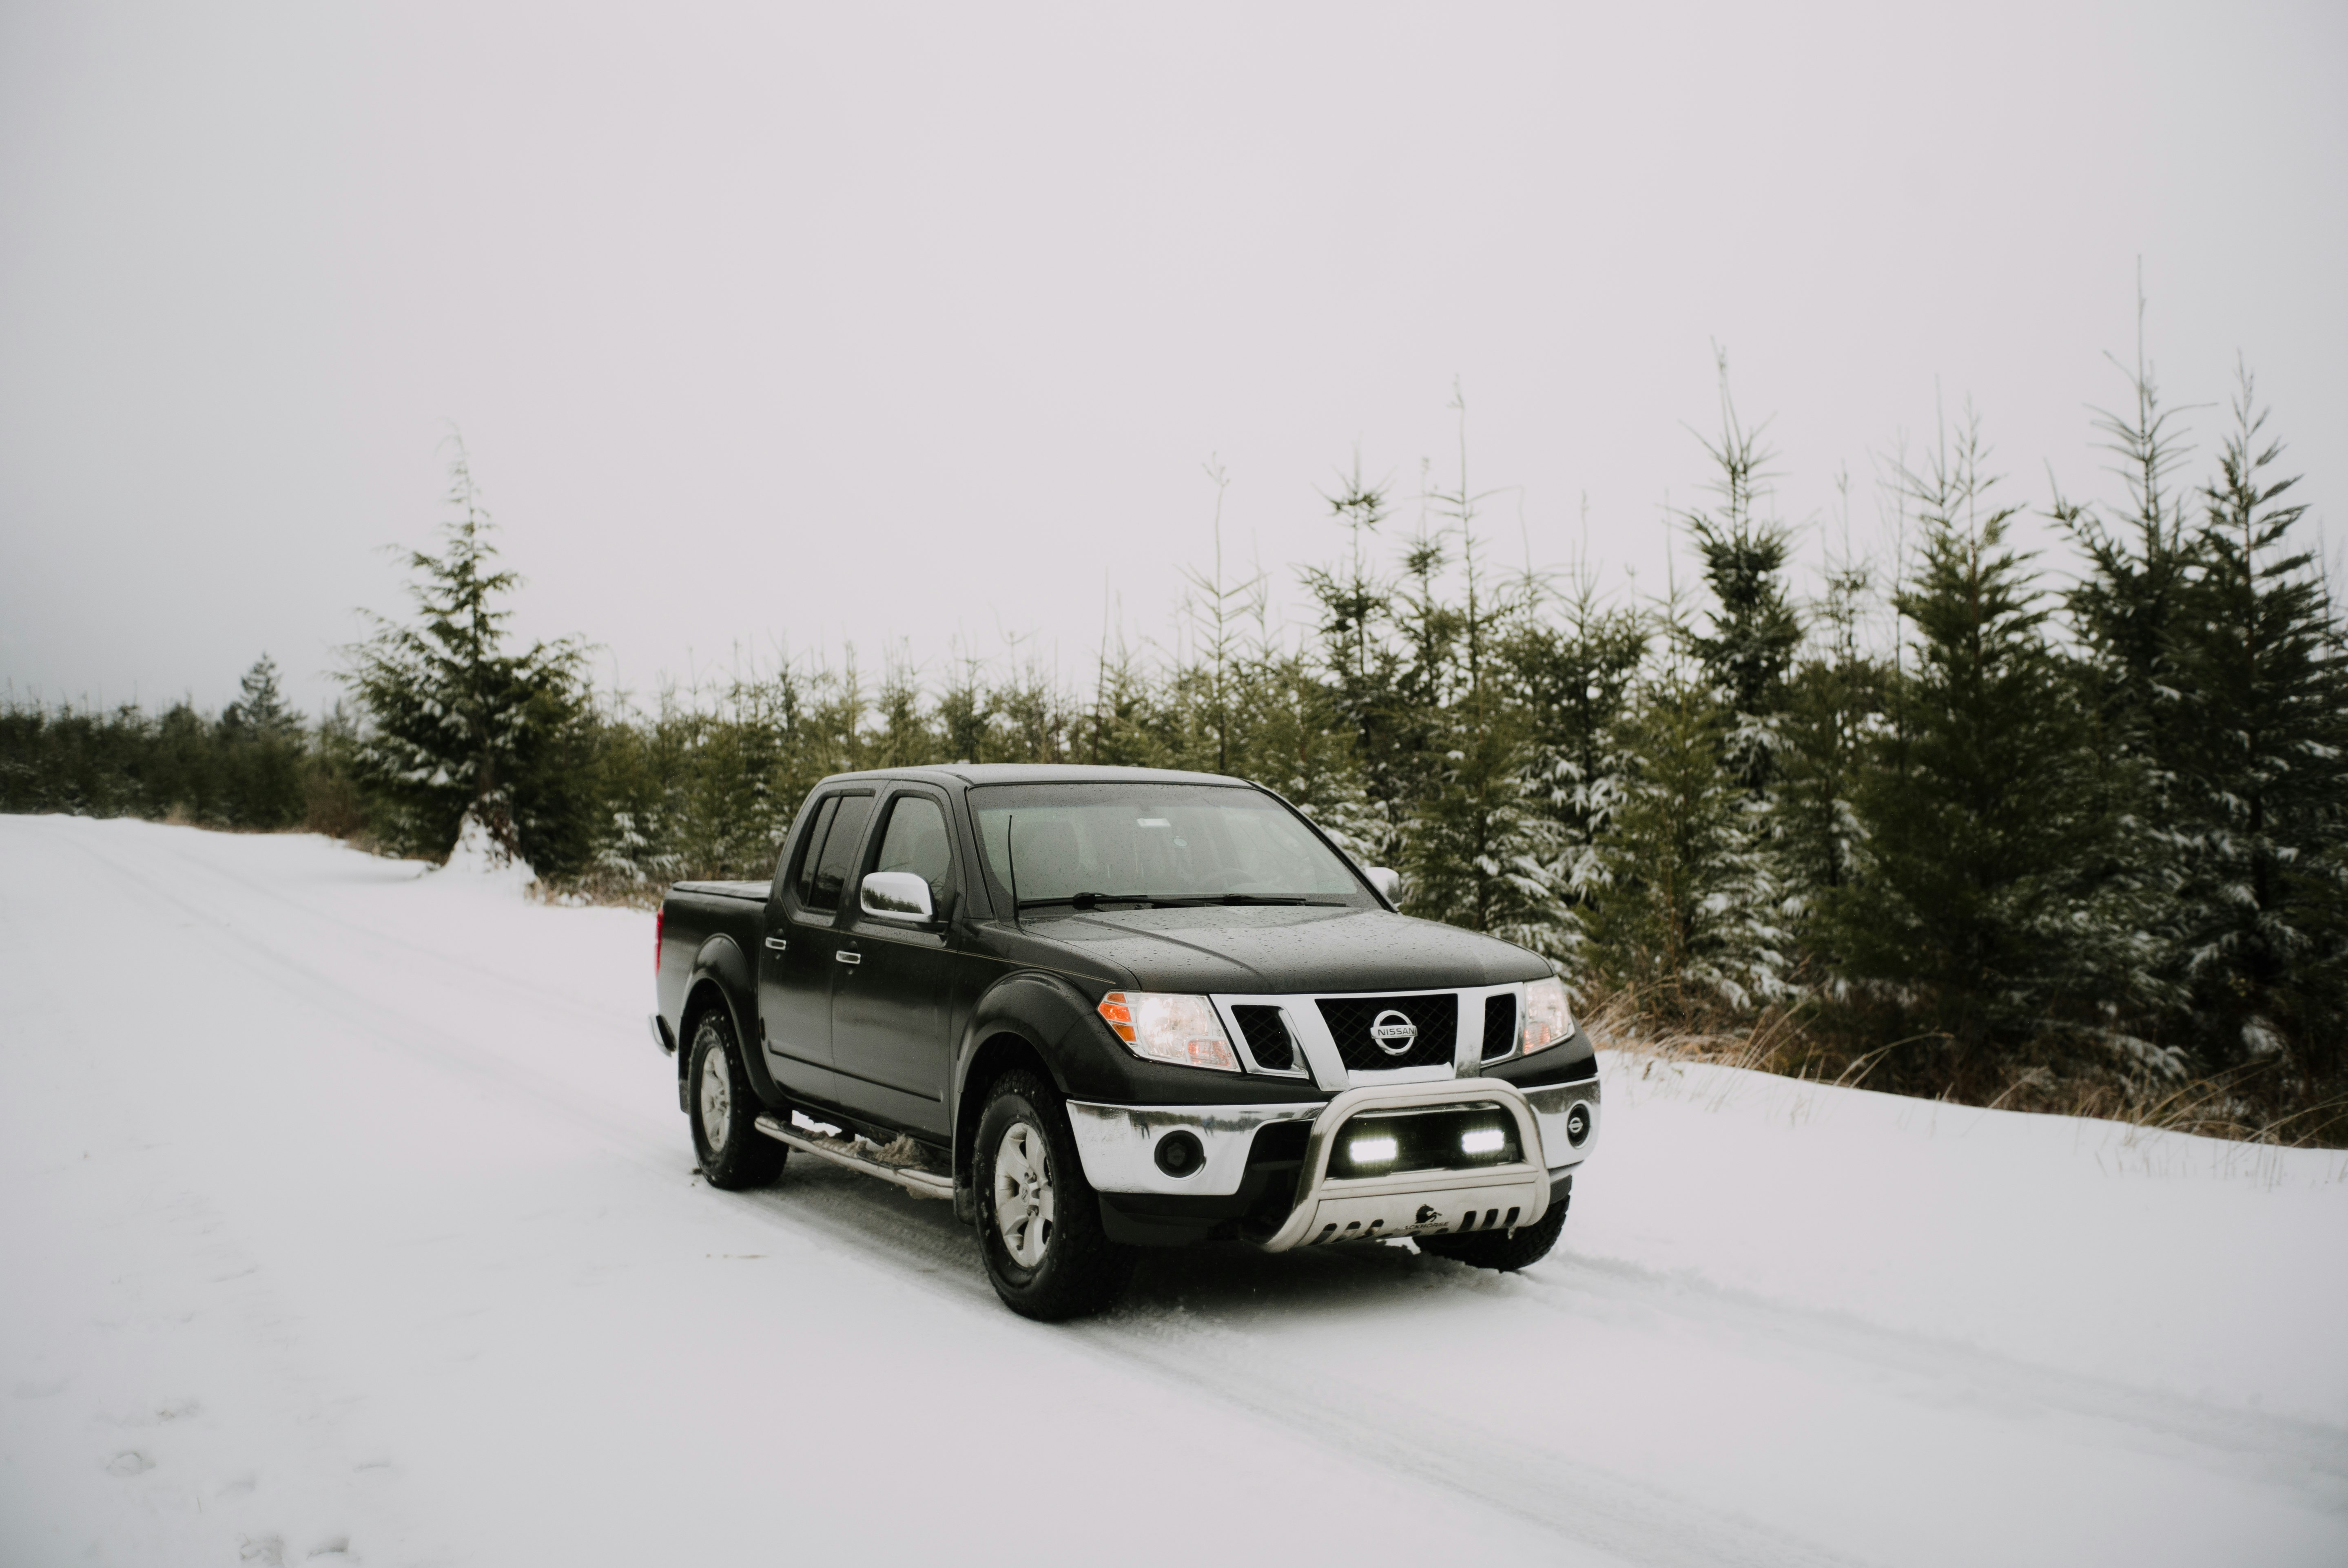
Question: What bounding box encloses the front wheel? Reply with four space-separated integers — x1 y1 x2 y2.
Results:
1415 1196 1568 1271
972 1072 1133 1320
688 1010 786 1190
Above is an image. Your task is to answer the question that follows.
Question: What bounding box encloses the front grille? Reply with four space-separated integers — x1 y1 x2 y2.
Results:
1232 1005 1296 1072
1317 993 1458 1072
1481 994 1518 1060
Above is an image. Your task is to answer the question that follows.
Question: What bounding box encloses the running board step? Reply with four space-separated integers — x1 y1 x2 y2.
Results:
753 1115 954 1201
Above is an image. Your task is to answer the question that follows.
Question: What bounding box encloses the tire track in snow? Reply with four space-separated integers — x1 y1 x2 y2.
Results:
88 823 634 1035
731 1143 2348 1564
24 821 676 1180
731 1161 1863 1567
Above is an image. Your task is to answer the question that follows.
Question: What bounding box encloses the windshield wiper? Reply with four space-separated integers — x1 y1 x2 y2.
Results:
1016 891 1154 911
1127 893 1343 907
1016 891 1345 911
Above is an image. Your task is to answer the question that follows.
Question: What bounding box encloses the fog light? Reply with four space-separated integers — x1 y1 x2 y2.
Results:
1154 1130 1206 1177
1566 1104 1591 1147
1460 1126 1506 1156
1348 1135 1398 1165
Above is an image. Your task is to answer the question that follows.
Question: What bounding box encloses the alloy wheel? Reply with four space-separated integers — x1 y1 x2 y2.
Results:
991 1121 1055 1268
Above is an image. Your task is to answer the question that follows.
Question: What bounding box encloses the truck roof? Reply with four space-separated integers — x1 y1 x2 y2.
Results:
817 763 1254 790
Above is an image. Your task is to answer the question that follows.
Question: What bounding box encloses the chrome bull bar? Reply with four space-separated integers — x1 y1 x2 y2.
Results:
1258 1077 1553 1252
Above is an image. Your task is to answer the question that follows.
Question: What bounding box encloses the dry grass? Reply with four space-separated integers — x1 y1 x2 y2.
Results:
1578 984 2348 1150
532 872 671 911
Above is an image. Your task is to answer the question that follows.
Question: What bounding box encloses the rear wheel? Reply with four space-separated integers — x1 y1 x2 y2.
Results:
689 1010 786 1190
972 1072 1133 1320
1416 1196 1568 1271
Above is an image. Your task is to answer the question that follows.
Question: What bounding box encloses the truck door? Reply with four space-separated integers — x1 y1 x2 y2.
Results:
828 787 960 1139
758 789 874 1104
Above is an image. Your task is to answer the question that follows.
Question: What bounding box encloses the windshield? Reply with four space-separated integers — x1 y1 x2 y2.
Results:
970 783 1365 907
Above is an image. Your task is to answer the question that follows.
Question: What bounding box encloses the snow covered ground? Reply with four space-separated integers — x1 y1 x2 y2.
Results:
2 815 2343 1567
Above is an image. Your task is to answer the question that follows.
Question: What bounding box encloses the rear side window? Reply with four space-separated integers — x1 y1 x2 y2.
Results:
874 795 954 906
790 796 842 904
803 794 875 912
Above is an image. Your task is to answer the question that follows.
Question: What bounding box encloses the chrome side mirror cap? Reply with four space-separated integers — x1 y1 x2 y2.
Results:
1364 866 1401 903
860 870 935 922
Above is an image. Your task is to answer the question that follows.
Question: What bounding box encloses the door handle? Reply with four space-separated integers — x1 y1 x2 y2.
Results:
763 936 789 952
834 950 861 965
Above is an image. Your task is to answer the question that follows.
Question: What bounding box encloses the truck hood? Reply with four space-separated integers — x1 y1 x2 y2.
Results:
1021 903 1551 994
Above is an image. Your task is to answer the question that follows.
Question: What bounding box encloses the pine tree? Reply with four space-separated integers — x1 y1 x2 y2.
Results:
1179 458 1264 778
343 441 590 871
1588 591 1789 1011
221 655 299 739
2058 307 2202 800
1681 363 1802 790
216 654 307 829
1503 569 1648 958
2166 372 2348 1095
1775 539 1889 906
1396 392 1559 949
1300 458 1416 865
1822 421 2150 1090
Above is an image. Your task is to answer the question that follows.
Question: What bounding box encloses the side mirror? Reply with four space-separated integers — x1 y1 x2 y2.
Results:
860 871 935 922
1365 866 1401 903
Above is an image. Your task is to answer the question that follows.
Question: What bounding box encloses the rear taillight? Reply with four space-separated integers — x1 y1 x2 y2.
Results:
654 907 665 974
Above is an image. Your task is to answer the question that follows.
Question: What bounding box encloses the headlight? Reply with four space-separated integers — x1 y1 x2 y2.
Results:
1096 991 1240 1072
1521 976 1574 1055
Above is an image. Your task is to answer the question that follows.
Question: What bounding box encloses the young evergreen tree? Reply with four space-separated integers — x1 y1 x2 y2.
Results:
1179 458 1264 778
1502 568 1647 958
2165 373 2348 1096
1681 366 1802 791
215 655 308 829
1823 422 2151 1090
2058 312 2202 801
1774 539 1889 909
343 442 590 871
221 655 299 738
1588 590 1789 1010
1396 394 1561 949
872 647 938 769
150 700 221 822
1301 459 1416 865
2053 334 2203 1054
937 641 997 765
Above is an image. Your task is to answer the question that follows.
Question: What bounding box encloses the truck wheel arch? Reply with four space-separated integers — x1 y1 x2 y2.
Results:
950 968 1119 1183
953 1030 1054 1185
678 979 736 1096
682 932 782 1108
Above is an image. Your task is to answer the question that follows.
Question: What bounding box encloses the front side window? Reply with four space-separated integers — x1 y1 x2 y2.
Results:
873 794 955 907
969 783 1364 907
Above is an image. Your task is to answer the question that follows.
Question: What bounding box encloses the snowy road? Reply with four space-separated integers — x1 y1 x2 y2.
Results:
3 817 2344 1566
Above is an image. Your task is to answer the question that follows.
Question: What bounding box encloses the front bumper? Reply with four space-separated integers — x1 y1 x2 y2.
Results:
1067 1072 1601 1250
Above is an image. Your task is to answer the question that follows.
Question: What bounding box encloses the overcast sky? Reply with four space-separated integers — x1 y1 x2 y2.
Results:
4 1 2344 717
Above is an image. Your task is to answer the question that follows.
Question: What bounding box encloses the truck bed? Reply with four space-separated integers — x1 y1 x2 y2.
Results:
670 879 768 900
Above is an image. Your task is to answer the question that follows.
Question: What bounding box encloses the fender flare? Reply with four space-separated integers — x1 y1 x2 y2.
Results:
683 933 785 1107
949 969 1113 1177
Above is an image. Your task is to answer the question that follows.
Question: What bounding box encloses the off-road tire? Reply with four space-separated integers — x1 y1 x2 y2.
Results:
689 1009 786 1190
1416 1194 1568 1271
972 1071 1134 1321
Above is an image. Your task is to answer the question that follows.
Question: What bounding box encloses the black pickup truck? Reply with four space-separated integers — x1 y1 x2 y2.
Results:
651 764 1601 1320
